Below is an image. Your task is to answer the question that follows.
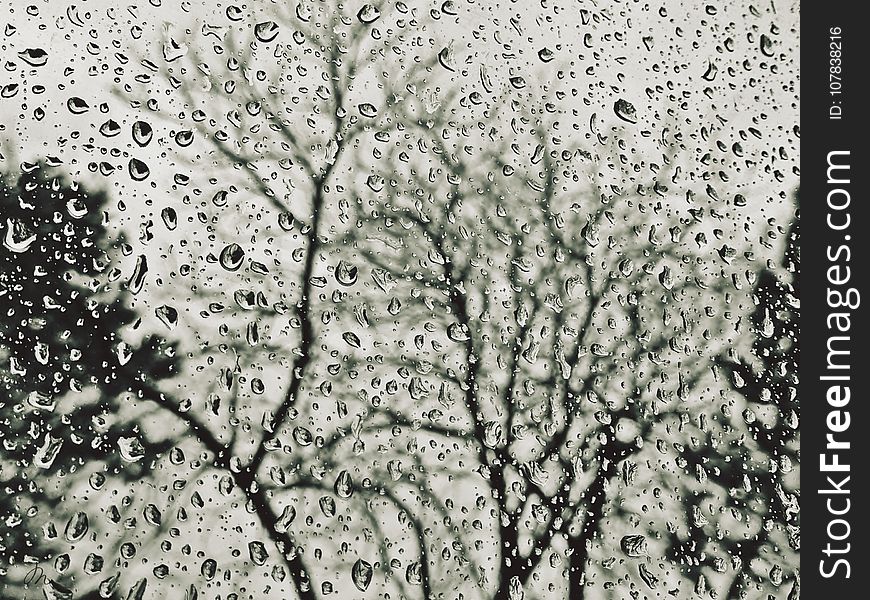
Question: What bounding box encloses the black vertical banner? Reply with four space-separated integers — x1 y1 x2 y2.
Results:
802 3 868 597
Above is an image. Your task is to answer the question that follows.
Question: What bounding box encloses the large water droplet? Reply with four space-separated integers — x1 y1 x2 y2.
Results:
438 46 456 71
620 534 648 558
334 470 354 499
67 97 89 114
162 38 188 62
614 99 637 124
335 260 358 286
357 4 380 23
3 217 36 253
132 121 153 146
155 305 178 330
248 540 269 566
64 511 90 542
219 243 245 271
254 21 279 42
128 254 148 294
34 434 63 469
128 158 150 181
352 558 374 591
275 504 296 533
99 119 121 137
18 47 49 67
42 580 74 600
118 436 146 462
27 390 55 411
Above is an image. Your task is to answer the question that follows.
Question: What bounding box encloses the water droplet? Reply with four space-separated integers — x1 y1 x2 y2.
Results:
99 573 120 598
342 331 361 348
84 553 104 575
162 38 188 62
358 103 378 118
352 558 374 591
132 121 153 147
126 578 148 600
118 436 146 462
155 305 178 330
42 580 74 600
366 174 385 192
357 4 381 23
293 426 313 446
438 46 456 71
99 119 122 137
319 496 336 517
18 47 49 67
275 504 296 533
3 217 37 253
254 21 279 43
128 254 148 294
128 158 150 181
64 511 89 542
248 541 269 565
175 130 194 147
34 434 63 469
701 60 718 81
278 213 295 231
406 561 422 585
620 534 648 558
161 206 177 230
144 504 162 526
446 322 470 342
335 260 359 286
67 97 89 114
334 470 354 498
26 390 55 411
760 34 775 57
202 558 217 580
371 268 396 293
614 99 637 124
219 243 245 271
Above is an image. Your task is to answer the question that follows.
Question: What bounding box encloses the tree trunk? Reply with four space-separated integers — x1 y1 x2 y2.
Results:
492 553 525 600
491 464 524 600
246 482 319 600
568 464 609 600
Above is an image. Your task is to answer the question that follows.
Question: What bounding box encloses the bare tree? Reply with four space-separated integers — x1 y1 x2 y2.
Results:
110 1 447 597
315 82 769 599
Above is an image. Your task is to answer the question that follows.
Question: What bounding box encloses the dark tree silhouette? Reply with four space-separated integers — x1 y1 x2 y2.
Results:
110 2 444 597
671 197 799 599
719 202 799 598
0 163 177 596
316 92 759 599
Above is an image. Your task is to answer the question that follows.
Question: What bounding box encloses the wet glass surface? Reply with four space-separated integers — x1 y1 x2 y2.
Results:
0 2 799 599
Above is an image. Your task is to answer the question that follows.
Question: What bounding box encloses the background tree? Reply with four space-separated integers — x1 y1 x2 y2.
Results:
672 197 799 599
313 85 773 599
0 163 177 597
